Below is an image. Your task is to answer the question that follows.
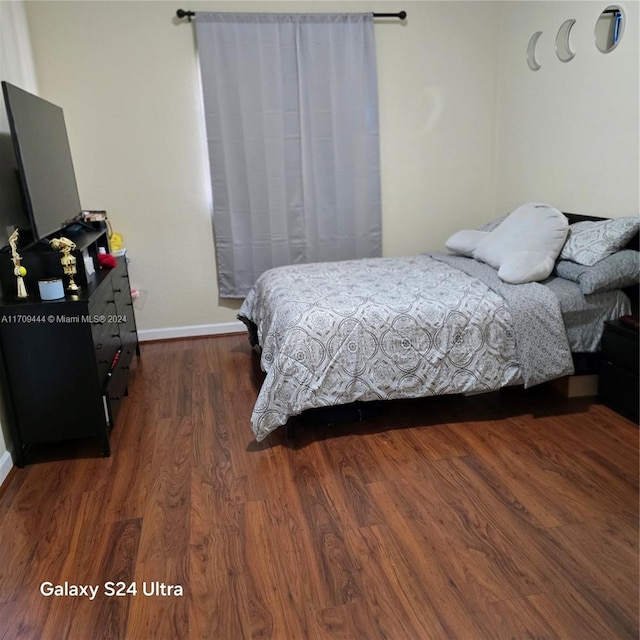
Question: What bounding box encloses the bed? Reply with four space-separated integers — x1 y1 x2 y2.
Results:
238 207 639 441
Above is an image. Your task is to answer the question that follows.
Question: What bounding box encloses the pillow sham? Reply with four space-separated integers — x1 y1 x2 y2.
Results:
554 250 640 294
472 203 568 284
559 216 639 266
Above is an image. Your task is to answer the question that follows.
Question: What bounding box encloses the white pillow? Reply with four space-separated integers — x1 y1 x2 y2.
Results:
445 229 488 257
472 203 568 284
477 215 507 232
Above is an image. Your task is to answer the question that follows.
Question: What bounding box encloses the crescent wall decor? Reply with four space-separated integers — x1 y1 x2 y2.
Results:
527 31 543 71
555 18 576 62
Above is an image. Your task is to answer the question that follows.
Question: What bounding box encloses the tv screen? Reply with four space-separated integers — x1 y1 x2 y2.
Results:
2 82 82 240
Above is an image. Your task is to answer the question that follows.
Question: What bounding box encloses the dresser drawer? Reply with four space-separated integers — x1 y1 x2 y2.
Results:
599 361 639 423
89 292 117 323
89 275 115 310
92 322 120 386
601 322 639 374
105 356 131 427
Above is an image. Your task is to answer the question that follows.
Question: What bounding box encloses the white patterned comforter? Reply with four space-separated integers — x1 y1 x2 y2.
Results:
238 254 574 441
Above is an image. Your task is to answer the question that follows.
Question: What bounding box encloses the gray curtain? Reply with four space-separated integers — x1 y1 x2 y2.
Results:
195 13 382 298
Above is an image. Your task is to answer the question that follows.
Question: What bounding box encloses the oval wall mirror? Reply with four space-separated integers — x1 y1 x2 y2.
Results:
595 5 625 53
556 19 576 62
527 31 543 71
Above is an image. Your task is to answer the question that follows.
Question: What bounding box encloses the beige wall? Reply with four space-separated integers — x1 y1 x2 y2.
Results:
494 1 639 216
23 0 501 335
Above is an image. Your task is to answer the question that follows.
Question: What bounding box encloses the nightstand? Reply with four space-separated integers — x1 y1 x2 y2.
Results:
598 320 639 423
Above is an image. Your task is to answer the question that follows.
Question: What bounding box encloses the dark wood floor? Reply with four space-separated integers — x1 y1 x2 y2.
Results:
0 334 637 640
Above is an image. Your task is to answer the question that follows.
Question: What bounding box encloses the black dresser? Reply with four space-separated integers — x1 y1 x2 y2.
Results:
0 229 139 466
598 319 639 424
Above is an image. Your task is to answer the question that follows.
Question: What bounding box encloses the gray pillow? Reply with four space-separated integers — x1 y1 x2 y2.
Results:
560 217 639 266
555 250 640 294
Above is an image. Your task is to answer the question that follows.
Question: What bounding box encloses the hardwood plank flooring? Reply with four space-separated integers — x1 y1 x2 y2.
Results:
0 333 637 639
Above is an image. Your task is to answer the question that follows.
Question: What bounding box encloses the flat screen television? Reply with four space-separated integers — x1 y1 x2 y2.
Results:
2 81 83 241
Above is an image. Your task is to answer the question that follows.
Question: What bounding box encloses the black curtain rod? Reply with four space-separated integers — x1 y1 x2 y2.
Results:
176 9 406 22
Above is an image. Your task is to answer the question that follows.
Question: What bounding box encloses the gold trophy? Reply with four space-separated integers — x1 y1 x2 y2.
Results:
8 229 28 298
49 237 80 292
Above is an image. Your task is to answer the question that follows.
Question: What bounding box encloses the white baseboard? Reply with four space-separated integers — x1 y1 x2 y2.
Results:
138 321 247 343
0 450 14 488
